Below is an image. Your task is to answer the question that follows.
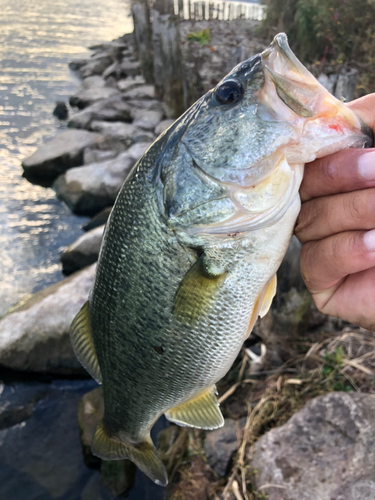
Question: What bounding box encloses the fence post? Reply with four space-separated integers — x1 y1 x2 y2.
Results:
131 2 153 83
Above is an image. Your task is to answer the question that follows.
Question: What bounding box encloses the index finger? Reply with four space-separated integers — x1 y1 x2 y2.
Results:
300 93 375 202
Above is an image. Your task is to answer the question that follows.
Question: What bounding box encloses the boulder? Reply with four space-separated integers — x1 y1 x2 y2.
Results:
204 418 242 477
122 85 156 100
82 207 112 232
22 129 104 181
68 96 133 129
126 141 153 161
53 152 136 215
0 265 96 374
117 75 146 92
77 55 113 79
155 119 175 136
69 87 121 110
132 109 163 131
52 101 68 120
61 225 105 275
68 58 90 72
0 379 99 500
129 99 165 113
81 75 106 90
119 59 141 77
83 147 118 165
248 392 375 500
90 120 138 145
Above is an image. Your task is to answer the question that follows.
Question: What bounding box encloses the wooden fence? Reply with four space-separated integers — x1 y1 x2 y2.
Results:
173 0 266 21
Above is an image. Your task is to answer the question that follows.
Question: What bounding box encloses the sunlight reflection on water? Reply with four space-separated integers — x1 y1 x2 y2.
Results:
0 0 132 317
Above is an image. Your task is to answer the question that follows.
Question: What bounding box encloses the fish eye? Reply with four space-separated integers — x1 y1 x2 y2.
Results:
215 80 244 105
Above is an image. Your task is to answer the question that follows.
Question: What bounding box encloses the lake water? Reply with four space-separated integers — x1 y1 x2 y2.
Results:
0 0 132 317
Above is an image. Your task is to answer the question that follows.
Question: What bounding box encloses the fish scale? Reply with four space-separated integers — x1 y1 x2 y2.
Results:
70 33 372 485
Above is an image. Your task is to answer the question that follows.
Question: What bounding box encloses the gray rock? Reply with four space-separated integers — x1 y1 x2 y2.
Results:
90 120 137 145
248 392 375 500
129 99 165 113
61 225 105 275
132 109 163 131
155 119 175 136
68 96 133 130
69 87 120 110
117 75 146 92
0 379 99 500
76 55 113 79
122 84 155 100
133 130 155 143
102 61 118 79
83 147 118 165
52 101 68 120
53 152 136 215
119 59 141 77
204 418 240 477
126 141 153 161
0 265 96 374
81 75 106 90
82 207 112 232
68 58 90 72
22 129 104 181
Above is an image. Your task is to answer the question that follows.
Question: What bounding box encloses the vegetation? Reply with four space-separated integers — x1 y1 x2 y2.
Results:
186 28 210 46
261 0 375 96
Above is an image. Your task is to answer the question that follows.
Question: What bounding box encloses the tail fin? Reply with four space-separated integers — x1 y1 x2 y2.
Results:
92 420 168 486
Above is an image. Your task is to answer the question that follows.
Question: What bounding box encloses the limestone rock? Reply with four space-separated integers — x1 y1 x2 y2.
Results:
155 119 175 136
61 225 105 275
69 87 120 110
81 75 106 90
248 392 375 500
76 55 113 79
126 141 153 161
68 96 133 130
122 84 155 100
90 120 137 145
83 147 117 165
132 109 163 131
53 152 136 215
204 418 241 477
82 207 112 232
0 265 96 374
129 99 165 113
22 129 103 181
117 75 146 92
119 59 141 77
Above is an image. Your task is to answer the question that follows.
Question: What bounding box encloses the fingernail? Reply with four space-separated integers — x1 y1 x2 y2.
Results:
358 151 375 180
364 229 375 252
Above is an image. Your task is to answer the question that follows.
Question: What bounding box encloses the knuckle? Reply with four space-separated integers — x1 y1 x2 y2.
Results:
347 191 365 221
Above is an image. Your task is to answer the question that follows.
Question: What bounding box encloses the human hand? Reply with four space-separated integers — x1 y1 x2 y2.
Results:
295 93 375 331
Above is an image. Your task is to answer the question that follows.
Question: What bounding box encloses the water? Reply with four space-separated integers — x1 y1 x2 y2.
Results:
0 0 133 317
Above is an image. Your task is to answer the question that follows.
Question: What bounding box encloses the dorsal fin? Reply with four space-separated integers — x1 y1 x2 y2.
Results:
165 386 224 430
70 301 102 383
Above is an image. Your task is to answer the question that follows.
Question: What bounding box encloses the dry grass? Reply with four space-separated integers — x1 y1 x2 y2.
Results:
159 327 375 500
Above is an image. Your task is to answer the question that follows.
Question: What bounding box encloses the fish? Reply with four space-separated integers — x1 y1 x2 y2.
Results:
70 33 372 486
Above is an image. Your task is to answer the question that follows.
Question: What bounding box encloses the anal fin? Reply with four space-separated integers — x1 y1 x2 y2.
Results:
92 421 168 486
165 386 224 430
70 301 102 383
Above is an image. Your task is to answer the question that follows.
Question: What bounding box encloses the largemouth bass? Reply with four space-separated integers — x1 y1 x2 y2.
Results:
70 33 372 486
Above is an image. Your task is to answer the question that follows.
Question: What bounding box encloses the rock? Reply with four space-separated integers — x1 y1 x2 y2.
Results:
82 207 112 232
155 119 175 136
126 142 153 161
0 379 99 500
335 67 358 102
69 87 121 110
22 129 104 181
248 392 375 500
204 418 240 477
102 61 119 79
133 130 156 143
77 55 114 79
132 109 163 131
0 265 96 374
129 99 165 113
83 147 118 165
77 387 136 496
81 75 106 90
117 75 146 92
90 120 137 145
68 96 133 129
119 59 141 77
52 101 68 120
61 226 105 275
122 85 156 100
53 152 136 215
69 58 89 72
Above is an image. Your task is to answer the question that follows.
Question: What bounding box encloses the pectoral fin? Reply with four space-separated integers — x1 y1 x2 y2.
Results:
165 386 224 430
259 274 277 318
174 257 226 325
92 421 168 486
70 301 102 384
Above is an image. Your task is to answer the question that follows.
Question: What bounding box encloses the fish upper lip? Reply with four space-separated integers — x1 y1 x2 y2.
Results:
358 117 374 148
